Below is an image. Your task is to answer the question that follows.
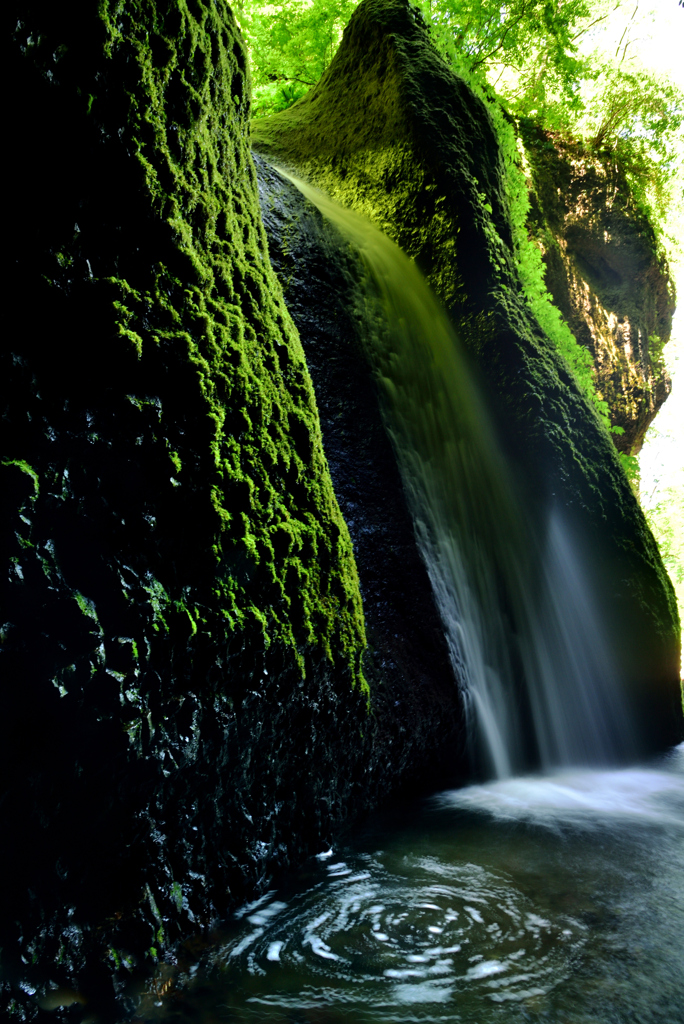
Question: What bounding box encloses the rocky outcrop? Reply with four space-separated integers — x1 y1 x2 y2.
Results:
520 123 675 455
252 0 682 726
2 1 463 1016
2 0 357 1003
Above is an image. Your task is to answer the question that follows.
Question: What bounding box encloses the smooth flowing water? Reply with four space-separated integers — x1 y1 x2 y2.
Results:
276 171 634 777
137 746 684 1023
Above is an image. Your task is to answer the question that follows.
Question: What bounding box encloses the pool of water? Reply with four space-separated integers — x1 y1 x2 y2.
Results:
138 745 684 1023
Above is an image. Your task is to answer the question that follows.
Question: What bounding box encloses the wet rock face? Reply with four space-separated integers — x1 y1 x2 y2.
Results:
252 0 681 735
255 153 465 787
520 124 675 455
3 2 466 1013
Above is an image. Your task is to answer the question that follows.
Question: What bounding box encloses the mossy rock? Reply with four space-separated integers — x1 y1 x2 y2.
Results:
519 121 675 456
252 0 682 732
255 152 467 780
2 0 373 1012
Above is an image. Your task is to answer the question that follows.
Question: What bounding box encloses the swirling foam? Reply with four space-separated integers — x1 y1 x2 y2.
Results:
215 852 586 1013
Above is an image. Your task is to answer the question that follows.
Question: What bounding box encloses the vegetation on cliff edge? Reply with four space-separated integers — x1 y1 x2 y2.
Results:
236 0 683 622
236 0 681 416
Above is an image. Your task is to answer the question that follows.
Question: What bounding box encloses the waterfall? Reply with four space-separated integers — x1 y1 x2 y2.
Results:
277 168 636 777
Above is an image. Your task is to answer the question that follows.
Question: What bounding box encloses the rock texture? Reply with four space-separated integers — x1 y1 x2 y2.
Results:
3 2 467 1015
255 153 465 779
3 0 356 1000
520 122 675 455
3 0 682 1015
252 0 682 728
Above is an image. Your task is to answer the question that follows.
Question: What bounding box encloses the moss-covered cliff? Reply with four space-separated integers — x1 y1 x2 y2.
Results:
255 152 466 780
3 3 470 1013
2 0 372 1009
519 123 675 456
251 0 682 721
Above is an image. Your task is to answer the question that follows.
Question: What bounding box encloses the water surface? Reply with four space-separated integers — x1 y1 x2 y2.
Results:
139 745 684 1023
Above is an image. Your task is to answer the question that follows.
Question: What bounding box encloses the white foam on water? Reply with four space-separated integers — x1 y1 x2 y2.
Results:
227 927 263 958
391 980 455 1004
466 959 508 980
435 754 684 828
247 900 288 926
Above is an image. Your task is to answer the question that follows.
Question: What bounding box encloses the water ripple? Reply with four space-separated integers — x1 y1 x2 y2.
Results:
214 852 586 1014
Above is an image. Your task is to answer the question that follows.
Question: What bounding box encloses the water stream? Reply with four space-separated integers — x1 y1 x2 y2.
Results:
138 747 684 1023
277 170 634 777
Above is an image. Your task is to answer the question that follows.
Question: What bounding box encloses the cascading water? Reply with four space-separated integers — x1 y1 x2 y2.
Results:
276 168 636 777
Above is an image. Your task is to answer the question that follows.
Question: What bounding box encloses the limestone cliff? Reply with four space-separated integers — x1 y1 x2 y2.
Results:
252 0 682 726
520 123 675 455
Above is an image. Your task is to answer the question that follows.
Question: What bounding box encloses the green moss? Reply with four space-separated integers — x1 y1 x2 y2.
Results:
488 112 609 425
517 124 675 456
71 0 367 691
170 881 183 913
2 459 40 497
74 592 98 621
4 1 374 980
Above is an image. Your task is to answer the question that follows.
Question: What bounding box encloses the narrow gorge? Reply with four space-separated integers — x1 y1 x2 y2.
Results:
2 1 682 1020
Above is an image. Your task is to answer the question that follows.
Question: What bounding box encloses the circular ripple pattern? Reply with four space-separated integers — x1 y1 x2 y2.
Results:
209 850 587 1020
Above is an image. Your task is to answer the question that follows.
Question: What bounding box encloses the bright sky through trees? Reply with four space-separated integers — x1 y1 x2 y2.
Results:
583 0 684 90
609 2 684 623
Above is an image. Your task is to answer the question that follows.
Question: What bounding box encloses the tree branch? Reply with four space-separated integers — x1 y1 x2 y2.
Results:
615 2 639 60
468 0 536 72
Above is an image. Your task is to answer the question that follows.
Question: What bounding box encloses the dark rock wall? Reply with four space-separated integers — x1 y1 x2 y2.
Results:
251 0 682 732
3 2 468 1013
255 154 465 784
520 123 675 455
3 0 371 1011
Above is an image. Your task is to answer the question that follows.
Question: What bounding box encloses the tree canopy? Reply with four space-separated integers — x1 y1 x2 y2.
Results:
234 0 358 113
235 1 682 247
